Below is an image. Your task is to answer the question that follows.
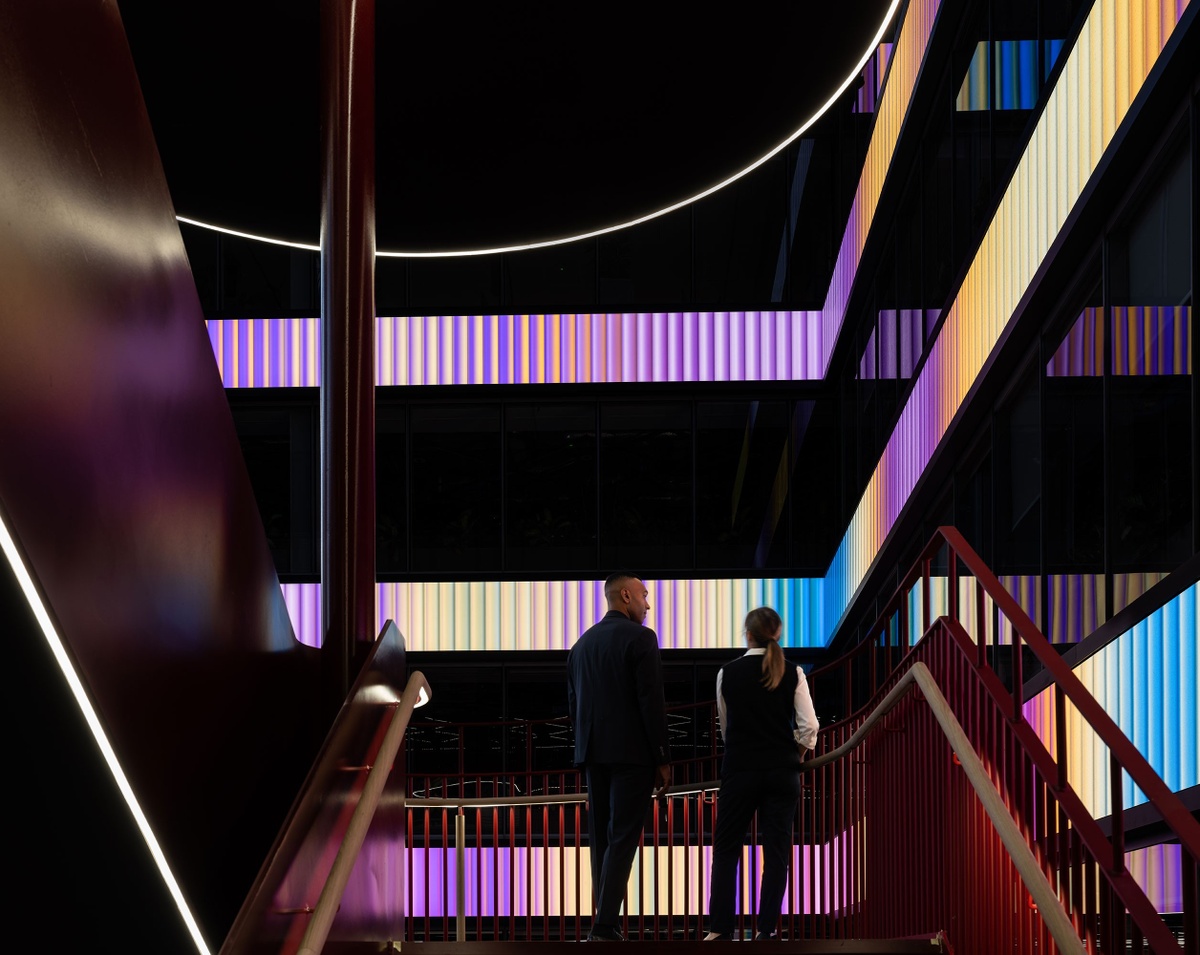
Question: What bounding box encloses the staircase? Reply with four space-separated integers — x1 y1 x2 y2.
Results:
222 529 1199 955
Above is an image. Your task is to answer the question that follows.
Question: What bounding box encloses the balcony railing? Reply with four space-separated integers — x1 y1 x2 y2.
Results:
400 528 1198 952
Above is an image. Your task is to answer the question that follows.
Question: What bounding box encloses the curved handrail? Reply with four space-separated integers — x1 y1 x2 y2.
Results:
295 670 432 955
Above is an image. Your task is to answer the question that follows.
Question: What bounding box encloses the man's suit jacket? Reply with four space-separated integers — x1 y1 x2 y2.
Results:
567 610 671 767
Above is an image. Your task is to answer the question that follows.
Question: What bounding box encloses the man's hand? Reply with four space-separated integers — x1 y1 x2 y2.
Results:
652 762 672 798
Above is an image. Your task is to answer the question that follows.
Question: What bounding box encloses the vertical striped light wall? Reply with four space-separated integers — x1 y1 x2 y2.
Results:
402 836 855 918
1022 581 1199 818
283 578 825 651
1046 305 1191 376
239 0 1192 653
376 312 825 385
207 317 321 387
208 311 825 388
824 0 1191 631
820 0 943 374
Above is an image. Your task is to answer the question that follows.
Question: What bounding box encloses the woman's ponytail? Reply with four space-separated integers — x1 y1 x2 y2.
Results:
745 606 786 691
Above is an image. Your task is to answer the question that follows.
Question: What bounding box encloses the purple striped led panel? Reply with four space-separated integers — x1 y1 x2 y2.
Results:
377 311 824 385
207 317 320 387
1046 305 1192 376
1112 305 1192 375
208 312 824 388
403 835 856 918
282 577 826 651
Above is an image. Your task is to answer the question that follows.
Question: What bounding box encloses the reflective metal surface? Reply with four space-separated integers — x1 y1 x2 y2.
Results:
0 1 321 945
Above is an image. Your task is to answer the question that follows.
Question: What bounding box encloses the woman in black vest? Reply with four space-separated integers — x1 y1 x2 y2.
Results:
704 606 819 941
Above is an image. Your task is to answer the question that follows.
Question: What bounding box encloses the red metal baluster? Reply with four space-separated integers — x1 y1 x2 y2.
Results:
424 807 432 941
508 805 517 942
657 787 667 935
542 801 549 942
406 804 415 941
574 801 582 942
558 800 565 942
491 806 500 942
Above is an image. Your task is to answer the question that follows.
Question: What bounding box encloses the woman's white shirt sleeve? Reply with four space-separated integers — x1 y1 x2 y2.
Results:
792 666 819 751
715 668 727 742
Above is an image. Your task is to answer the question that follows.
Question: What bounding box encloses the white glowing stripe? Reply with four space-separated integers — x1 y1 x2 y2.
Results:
177 1 902 259
0 512 212 955
175 216 320 252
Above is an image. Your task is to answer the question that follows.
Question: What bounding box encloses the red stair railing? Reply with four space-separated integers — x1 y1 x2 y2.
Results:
804 527 1199 954
398 528 1197 949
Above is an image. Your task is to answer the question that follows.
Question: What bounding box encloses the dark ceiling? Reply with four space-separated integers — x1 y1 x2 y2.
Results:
116 0 895 253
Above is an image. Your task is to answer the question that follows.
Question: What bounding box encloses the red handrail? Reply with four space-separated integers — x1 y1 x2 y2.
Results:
811 526 1199 954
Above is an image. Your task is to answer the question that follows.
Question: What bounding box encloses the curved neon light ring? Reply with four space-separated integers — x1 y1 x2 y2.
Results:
177 1 901 259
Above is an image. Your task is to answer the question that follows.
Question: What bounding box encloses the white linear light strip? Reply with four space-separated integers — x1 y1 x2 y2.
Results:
177 1 902 259
0 511 212 955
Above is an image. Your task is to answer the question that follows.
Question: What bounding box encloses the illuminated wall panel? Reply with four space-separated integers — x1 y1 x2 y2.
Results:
279 578 826 651
1046 307 1104 376
853 42 895 113
1023 581 1199 817
208 312 825 388
899 575 1046 648
404 835 856 917
1044 306 1191 376
1126 844 1185 914
825 0 1190 631
207 317 320 387
1047 573 1106 644
1114 571 1170 614
281 582 322 649
1112 305 1192 375
955 39 1067 111
858 309 939 379
821 0 943 375
375 311 825 385
214 2 1191 654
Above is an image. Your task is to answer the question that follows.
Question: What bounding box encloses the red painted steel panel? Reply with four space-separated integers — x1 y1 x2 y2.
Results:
0 1 321 945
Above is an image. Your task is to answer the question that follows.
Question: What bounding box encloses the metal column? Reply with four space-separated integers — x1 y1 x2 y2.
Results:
320 0 376 702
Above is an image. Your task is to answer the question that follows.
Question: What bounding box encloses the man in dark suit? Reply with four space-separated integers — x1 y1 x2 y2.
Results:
567 572 672 942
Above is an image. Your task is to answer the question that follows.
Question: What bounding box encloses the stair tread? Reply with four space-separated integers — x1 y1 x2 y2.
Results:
321 939 942 954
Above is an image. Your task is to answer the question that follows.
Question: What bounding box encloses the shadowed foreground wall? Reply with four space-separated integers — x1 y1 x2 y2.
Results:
0 1 322 947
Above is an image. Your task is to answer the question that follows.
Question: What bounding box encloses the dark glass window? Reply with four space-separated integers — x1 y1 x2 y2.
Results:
956 451 993 563
1108 378 1192 570
599 402 692 570
993 374 1041 573
695 401 790 568
229 396 318 578
505 403 597 571
787 398 840 573
1043 378 1104 569
410 404 502 571
376 405 408 573
1111 147 1191 308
